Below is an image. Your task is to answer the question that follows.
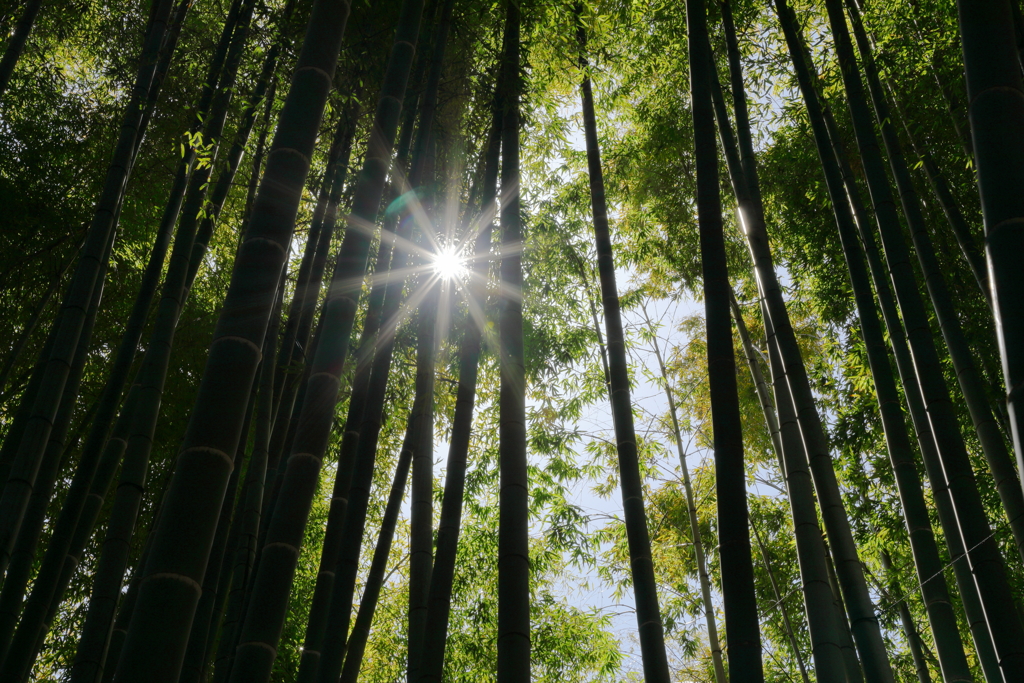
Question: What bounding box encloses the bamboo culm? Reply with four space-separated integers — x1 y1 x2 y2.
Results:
685 2 764 679
0 0 44 100
847 0 1024 567
0 225 111 675
66 7 260 679
718 5 896 679
771 2 973 677
577 9 674 679
417 74 503 683
0 249 74 397
406 6 459 679
494 3 530 681
338 416 415 683
111 0 353 676
0 0 173 584
225 2 427 680
763 303 850 680
644 303 726 683
7 3 292 663
820 0 1024 673
956 2 1024 473
310 7 459 681
821 90 1005 683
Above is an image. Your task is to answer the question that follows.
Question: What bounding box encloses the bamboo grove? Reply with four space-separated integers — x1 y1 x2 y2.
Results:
1 0 1024 679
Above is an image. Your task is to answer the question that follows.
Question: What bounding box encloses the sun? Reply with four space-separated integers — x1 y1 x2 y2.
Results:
433 246 467 281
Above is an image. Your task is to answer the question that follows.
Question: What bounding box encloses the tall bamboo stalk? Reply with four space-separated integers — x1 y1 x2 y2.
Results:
642 303 726 683
0 0 43 100
225 2 427 680
718 5 895 679
417 77 502 683
495 2 530 681
406 6 457 677
819 0 1024 673
685 2 764 678
110 0 353 676
337 432 414 683
765 2 974 678
762 305 850 681
578 9 673 680
957 5 1024 428
847 0 1024 567
0 0 174 583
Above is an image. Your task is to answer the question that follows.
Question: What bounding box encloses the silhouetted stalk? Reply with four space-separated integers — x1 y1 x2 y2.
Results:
720 7 894 679
494 2 531 681
876 552 934 683
417 77 502 683
0 232 107 672
823 536 865 683
821 0 1024 672
954 0 1024 518
225 1 425 679
111 0 353 676
884 85 989 305
729 293 784 461
0 0 173 584
847 0 1024 568
762 306 849 680
311 7 459 682
750 521 811 683
290 111 402 683
578 10 673 679
265 105 360 499
337 423 414 683
768 2 975 678
212 268 285 683
0 0 43 100
406 9 458 679
642 302 726 683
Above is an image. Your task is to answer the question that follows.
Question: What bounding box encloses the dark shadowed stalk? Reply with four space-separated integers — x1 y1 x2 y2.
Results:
178 271 285 683
641 302 726 683
5 2 283 660
417 74 503 683
0 228 108 673
67 6 260 678
822 536 865 682
766 2 974 678
338 422 415 683
286 112 393 683
0 0 43 100
0 0 173 584
954 0 1024 524
847 0 1024 568
762 305 849 681
111 0 353 676
729 293 784 461
819 0 1024 673
684 1 763 679
495 2 530 681
311 9 462 683
224 1 426 680
212 262 290 683
717 4 893 678
405 8 458 681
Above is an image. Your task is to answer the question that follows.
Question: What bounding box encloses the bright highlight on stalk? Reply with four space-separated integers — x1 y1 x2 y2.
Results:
433 246 467 281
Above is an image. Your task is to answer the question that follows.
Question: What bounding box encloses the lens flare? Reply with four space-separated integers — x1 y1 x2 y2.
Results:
433 246 467 281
